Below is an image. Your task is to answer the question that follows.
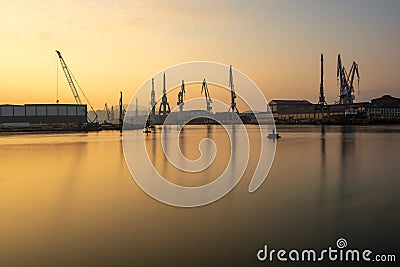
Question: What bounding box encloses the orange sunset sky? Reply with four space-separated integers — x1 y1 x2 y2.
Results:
1 0 399 109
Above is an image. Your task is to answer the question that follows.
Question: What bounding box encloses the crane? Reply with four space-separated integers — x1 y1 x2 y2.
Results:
348 61 360 96
337 54 360 105
119 91 125 128
201 79 212 113
177 80 185 113
319 54 327 106
104 103 111 122
158 73 171 117
337 54 350 104
149 78 157 127
228 65 239 113
316 53 329 121
55 50 98 124
56 50 82 104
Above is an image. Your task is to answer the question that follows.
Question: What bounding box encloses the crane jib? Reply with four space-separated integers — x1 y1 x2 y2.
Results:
55 50 98 124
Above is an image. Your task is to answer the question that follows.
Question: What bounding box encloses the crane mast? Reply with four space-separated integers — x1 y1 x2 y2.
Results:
177 80 185 113
104 103 111 121
319 54 327 106
228 65 239 113
148 78 157 127
119 91 124 128
56 50 82 104
315 53 329 122
150 78 156 118
158 73 171 118
201 79 212 113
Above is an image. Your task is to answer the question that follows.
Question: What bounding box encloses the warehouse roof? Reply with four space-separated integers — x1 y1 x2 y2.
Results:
269 100 312 105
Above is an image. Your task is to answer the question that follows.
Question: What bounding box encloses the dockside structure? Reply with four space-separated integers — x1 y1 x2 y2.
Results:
366 95 400 117
0 104 87 127
269 95 399 123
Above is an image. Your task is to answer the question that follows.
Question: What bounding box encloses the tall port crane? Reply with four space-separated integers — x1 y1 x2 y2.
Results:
149 78 156 122
177 80 185 113
348 61 360 97
319 54 327 106
228 65 239 113
55 50 98 124
316 53 329 121
201 79 212 113
158 73 171 117
337 54 360 105
337 54 349 104
119 91 125 128
104 103 111 121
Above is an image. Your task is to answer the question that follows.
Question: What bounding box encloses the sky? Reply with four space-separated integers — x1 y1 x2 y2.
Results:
1 0 399 109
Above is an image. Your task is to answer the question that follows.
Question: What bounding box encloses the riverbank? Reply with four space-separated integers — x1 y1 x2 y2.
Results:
275 117 400 125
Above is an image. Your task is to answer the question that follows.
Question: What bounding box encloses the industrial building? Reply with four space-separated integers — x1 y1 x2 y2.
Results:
366 95 400 117
0 104 87 128
268 96 400 123
269 100 315 121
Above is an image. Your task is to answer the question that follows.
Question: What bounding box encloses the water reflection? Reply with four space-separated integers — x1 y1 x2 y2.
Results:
338 125 356 201
316 125 327 227
321 125 326 171
58 139 88 211
179 126 186 157
1 126 399 266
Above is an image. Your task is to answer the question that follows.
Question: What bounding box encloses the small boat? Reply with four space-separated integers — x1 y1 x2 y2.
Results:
143 119 152 133
267 129 281 139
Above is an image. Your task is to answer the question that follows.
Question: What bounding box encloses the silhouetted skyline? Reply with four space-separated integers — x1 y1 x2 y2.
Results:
1 0 399 108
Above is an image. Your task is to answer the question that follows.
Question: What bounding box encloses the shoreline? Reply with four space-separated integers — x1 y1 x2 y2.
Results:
1 121 400 134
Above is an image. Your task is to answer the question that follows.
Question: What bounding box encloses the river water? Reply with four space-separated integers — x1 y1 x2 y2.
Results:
0 125 399 266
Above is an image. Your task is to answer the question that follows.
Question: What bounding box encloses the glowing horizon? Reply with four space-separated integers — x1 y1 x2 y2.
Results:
1 1 399 110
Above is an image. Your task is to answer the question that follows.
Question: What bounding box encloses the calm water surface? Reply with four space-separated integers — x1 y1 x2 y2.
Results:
0 125 399 266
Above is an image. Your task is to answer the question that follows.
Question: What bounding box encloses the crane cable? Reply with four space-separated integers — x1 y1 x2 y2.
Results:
68 69 97 121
